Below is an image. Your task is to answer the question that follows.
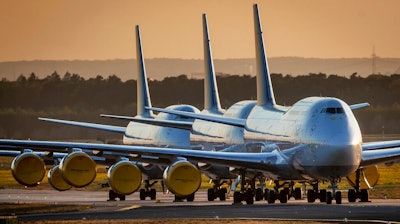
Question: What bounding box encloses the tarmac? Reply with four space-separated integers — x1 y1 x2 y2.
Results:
1 189 400 223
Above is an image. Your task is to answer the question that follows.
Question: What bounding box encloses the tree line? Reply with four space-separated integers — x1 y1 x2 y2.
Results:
1 71 400 140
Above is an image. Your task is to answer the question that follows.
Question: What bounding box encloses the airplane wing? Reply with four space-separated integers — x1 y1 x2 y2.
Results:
0 139 283 171
147 107 246 128
349 103 370 110
100 114 193 130
38 117 126 133
360 140 400 167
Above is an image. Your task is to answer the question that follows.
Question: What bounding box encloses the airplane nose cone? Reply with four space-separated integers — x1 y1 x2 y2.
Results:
311 133 362 179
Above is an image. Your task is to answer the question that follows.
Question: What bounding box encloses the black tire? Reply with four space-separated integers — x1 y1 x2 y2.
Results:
319 189 327 202
108 190 116 201
233 191 242 204
186 193 195 202
139 189 146 200
307 189 315 203
326 191 332 204
245 189 254 205
219 188 226 201
264 189 269 201
207 188 215 201
279 190 288 203
255 188 263 201
294 187 302 200
268 191 276 204
335 191 342 204
119 194 126 201
150 189 156 200
348 189 356 202
360 189 369 202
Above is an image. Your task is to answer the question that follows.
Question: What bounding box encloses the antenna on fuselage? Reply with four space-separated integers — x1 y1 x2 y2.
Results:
253 4 276 107
202 14 223 114
135 25 153 118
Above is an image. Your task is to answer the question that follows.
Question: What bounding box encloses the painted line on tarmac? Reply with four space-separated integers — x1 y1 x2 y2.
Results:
118 205 141 211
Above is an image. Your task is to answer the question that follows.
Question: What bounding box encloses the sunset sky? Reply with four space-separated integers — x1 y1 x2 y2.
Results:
1 0 399 61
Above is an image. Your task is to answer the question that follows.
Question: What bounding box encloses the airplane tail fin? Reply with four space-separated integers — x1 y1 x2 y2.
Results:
135 25 153 118
202 14 223 114
253 4 276 107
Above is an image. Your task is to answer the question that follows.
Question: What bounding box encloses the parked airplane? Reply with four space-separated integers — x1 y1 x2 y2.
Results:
0 13 236 202
2 4 400 205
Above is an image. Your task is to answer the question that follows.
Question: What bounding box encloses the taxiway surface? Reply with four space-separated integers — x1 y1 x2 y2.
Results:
1 189 400 223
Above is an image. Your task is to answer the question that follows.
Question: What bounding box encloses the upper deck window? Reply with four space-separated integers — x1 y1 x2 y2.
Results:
321 107 344 114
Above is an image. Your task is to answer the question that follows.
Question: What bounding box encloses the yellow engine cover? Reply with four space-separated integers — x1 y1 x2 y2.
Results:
59 152 96 188
48 165 72 191
11 152 45 186
346 165 380 189
107 161 142 195
163 160 201 197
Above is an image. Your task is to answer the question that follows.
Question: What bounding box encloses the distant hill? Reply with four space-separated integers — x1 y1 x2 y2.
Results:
1 57 400 81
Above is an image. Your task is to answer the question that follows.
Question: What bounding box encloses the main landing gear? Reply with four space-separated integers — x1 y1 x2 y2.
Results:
346 169 369 202
139 180 157 200
307 179 342 204
232 170 255 204
207 179 228 201
265 181 302 204
174 193 196 202
108 189 126 201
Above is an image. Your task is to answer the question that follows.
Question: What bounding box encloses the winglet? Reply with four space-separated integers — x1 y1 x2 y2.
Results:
202 14 223 114
253 4 276 107
135 25 153 118
350 102 370 110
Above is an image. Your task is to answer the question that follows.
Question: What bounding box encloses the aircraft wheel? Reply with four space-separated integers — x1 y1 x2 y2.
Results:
219 188 227 201
319 189 327 202
348 189 356 202
255 188 263 201
264 189 269 201
307 189 315 203
119 194 126 201
186 193 195 202
335 191 342 204
108 190 117 201
360 189 369 202
279 190 288 203
267 191 276 204
150 189 156 200
233 191 242 204
326 192 332 204
294 187 302 200
245 189 254 205
207 188 215 201
139 189 146 200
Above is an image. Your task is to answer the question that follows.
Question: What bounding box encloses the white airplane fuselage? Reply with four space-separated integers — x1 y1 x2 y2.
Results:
190 96 362 181
123 105 199 148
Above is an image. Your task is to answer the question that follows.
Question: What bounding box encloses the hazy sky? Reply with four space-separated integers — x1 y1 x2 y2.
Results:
1 0 399 61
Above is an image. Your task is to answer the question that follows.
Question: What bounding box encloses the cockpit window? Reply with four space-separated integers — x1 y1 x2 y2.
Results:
321 107 344 114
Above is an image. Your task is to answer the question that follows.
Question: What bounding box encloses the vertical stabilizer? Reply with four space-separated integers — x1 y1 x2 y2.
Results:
135 25 153 118
253 4 276 107
202 14 223 114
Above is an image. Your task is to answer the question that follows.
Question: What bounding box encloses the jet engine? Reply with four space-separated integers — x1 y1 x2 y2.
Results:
48 165 72 191
163 160 201 197
59 151 96 188
346 165 380 189
107 161 142 195
11 152 45 186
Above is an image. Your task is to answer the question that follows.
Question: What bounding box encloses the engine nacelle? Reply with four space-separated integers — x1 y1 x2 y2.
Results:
48 165 72 191
59 151 96 188
163 160 201 197
346 165 380 189
11 152 45 187
107 161 142 195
